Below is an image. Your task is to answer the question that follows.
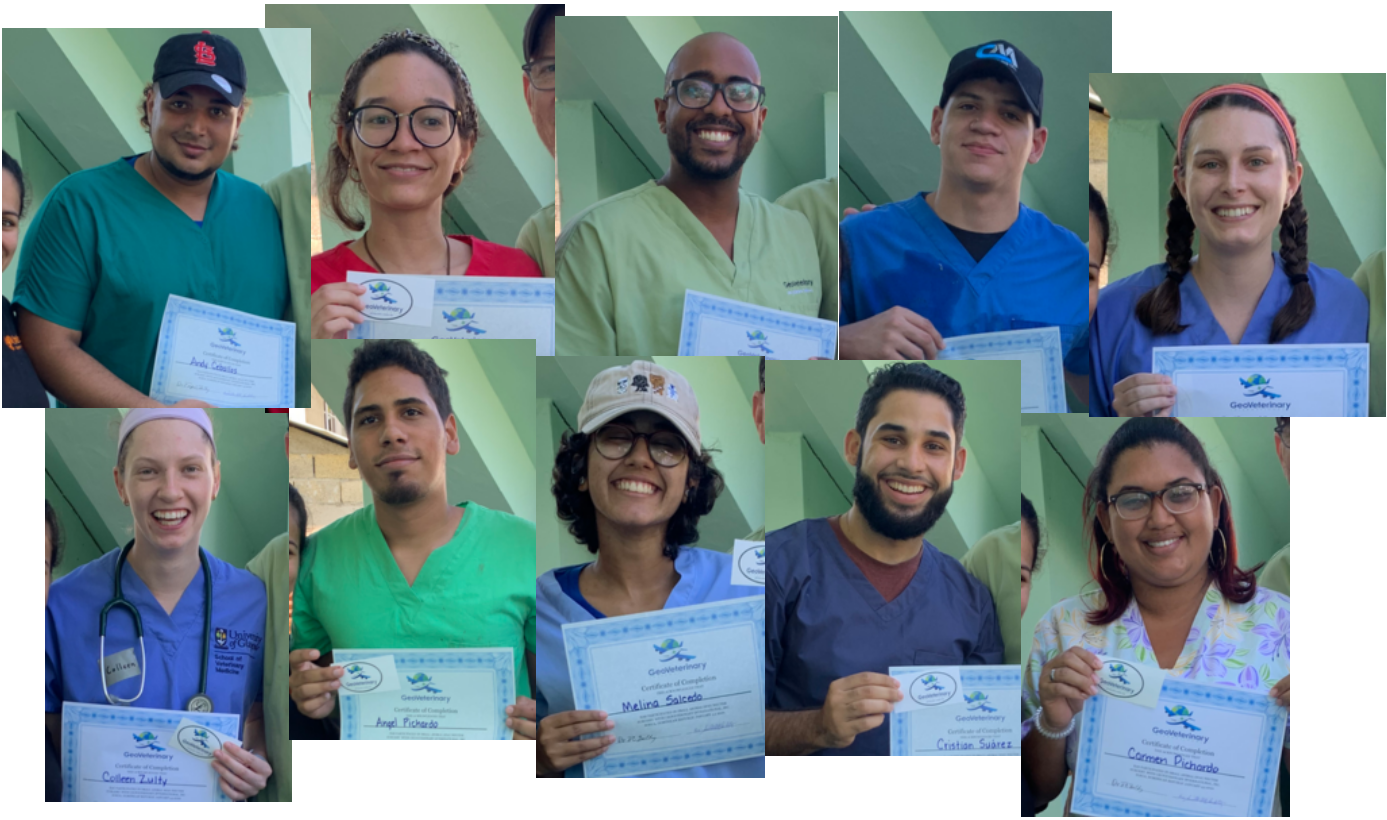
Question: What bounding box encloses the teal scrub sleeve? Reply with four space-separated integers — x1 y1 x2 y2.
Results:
555 221 618 356
13 185 101 331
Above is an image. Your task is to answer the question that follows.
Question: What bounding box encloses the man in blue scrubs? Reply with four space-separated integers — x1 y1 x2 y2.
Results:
765 363 1004 756
14 32 288 407
838 41 1085 369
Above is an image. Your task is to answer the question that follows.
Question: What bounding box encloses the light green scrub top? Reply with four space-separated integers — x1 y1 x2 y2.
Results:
247 533 291 802
775 176 840 323
1258 543 1290 598
13 157 288 397
263 164 311 408
292 501 537 698
516 202 556 278
960 521 1021 665
555 180 823 355
1351 250 1384 418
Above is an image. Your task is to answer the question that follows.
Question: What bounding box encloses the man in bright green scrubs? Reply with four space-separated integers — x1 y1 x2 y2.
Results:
288 341 537 739
516 4 560 277
13 32 288 407
776 176 840 324
263 163 310 408
556 32 825 355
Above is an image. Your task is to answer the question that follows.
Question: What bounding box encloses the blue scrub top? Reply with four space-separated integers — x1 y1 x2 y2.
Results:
1089 257 1370 415
46 547 267 735
766 518 1004 756
536 547 766 778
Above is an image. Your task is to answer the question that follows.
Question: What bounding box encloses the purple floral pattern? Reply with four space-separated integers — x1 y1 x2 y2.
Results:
1252 606 1290 661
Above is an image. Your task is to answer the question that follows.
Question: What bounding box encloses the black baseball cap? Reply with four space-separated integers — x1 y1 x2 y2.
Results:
153 32 247 107
939 40 1043 126
523 5 563 62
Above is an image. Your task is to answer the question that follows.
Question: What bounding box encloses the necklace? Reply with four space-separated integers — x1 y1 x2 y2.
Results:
361 229 452 276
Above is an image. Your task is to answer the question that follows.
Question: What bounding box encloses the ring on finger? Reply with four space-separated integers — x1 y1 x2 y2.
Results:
1050 667 1057 683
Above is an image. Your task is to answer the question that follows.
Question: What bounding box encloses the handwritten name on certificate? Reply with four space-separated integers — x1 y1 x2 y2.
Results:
888 665 1021 756
1071 678 1288 817
562 596 766 777
334 648 515 740
347 272 555 353
935 327 1064 413
1153 342 1370 417
678 290 837 359
149 295 295 408
60 703 241 801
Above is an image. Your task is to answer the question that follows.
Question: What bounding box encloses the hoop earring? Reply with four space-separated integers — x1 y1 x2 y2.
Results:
1099 542 1126 585
1209 529 1228 571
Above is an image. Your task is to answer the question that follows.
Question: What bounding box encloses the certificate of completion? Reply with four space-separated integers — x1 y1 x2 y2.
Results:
347 272 555 354
562 596 765 777
60 702 240 802
149 295 295 408
1071 678 1288 817
888 665 1021 756
335 648 515 740
1153 342 1370 417
678 290 836 359
936 327 1064 413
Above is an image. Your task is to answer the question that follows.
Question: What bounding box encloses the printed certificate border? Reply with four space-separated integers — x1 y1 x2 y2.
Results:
1071 677 1288 817
562 596 766 777
150 294 295 407
890 665 1022 757
350 278 554 353
60 702 240 802
1152 343 1370 417
678 290 837 358
935 327 1065 413
335 648 515 741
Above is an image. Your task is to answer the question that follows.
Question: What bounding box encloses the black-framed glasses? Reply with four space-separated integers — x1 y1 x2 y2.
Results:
523 59 556 91
667 77 765 112
593 425 688 468
1107 483 1207 521
349 105 461 149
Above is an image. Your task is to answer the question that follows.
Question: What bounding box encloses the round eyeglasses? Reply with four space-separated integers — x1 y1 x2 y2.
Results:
593 425 688 468
667 77 765 113
1107 483 1206 521
523 59 556 92
349 105 461 149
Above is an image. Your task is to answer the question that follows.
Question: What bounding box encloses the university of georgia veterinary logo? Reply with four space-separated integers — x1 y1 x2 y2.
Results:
406 673 442 693
132 731 166 752
217 327 240 347
908 671 958 706
964 691 996 713
214 628 229 649
339 662 386 693
1165 704 1201 731
1239 374 1281 400
175 725 222 760
976 42 1017 70
654 638 695 662
745 330 773 354
442 307 486 335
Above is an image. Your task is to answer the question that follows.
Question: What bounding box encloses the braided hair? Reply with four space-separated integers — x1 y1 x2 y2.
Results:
326 29 481 232
1135 86 1312 343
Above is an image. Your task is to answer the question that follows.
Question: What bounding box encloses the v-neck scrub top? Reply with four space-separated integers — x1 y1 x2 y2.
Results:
766 518 1004 756
14 157 289 397
555 180 825 355
292 502 537 698
45 547 268 735
535 547 766 777
1089 257 1369 416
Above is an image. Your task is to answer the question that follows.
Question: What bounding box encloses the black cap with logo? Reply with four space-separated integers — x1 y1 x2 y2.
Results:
523 5 563 62
939 40 1043 126
153 32 247 107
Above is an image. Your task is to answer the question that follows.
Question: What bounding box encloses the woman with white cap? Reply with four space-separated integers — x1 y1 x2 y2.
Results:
44 409 273 800
534 361 763 777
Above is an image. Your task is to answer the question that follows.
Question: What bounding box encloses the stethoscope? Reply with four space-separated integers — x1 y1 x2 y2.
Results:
100 540 215 713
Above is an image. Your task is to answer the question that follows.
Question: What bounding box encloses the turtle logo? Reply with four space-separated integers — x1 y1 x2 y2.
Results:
217 327 241 347
132 731 166 752
964 691 996 713
442 307 486 335
745 330 773 354
406 673 442 693
653 638 695 662
1239 374 1281 400
1165 705 1201 731
368 282 397 304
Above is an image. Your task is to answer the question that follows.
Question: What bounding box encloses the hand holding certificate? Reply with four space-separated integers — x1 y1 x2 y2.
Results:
935 327 1064 413
889 665 1021 755
61 703 241 801
334 648 515 740
149 295 296 408
346 272 555 353
678 290 836 358
1152 342 1370 416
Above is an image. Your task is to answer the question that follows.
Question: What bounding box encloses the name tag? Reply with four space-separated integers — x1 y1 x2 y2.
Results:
103 647 140 687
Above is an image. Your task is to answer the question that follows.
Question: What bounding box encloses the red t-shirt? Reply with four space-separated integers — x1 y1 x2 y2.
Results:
827 515 923 604
310 234 541 293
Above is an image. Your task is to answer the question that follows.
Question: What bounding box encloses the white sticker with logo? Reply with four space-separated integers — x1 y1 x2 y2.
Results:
171 718 240 761
103 647 140 687
730 539 766 587
1094 656 1164 709
347 271 436 327
333 654 401 696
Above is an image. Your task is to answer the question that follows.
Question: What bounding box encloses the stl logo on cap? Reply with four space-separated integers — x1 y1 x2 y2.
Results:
194 40 217 67
976 42 1017 70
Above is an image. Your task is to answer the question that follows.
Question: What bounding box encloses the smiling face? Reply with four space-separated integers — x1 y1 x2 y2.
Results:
1104 443 1224 591
1177 106 1301 255
846 389 967 541
113 419 220 555
2 166 19 272
1088 210 1104 317
524 16 556 157
145 85 240 182
347 365 459 507
932 77 1046 191
584 411 691 536
657 33 766 182
341 52 472 218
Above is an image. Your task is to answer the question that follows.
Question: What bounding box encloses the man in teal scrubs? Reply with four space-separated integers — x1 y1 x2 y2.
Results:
14 32 288 407
556 32 825 355
288 341 538 741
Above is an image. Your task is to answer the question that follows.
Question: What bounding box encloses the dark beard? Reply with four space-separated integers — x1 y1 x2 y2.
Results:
669 119 750 181
852 468 954 542
152 146 217 182
378 476 425 506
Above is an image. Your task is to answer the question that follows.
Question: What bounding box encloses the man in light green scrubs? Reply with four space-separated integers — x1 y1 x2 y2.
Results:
263 162 310 408
776 176 840 325
961 521 1022 665
556 32 826 355
516 4 560 277
288 341 537 739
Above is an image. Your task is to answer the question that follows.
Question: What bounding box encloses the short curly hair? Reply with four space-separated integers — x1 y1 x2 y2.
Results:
342 340 453 427
552 429 724 559
856 362 967 443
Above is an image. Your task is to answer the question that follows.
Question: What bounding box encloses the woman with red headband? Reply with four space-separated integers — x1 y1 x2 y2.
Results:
1020 419 1290 814
1089 84 1368 417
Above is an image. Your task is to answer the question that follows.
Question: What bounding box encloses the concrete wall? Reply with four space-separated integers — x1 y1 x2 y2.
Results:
289 425 363 535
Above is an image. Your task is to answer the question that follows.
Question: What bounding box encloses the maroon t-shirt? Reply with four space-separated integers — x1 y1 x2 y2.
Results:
827 515 922 603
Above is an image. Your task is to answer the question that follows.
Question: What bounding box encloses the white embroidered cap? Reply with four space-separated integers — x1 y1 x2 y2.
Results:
577 361 701 454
